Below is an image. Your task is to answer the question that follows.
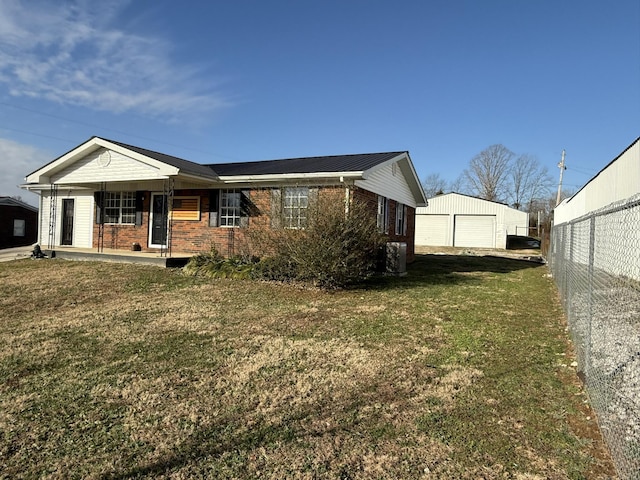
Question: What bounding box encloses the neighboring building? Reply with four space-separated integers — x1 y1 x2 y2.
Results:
554 136 640 225
0 196 38 249
415 192 528 249
22 137 426 262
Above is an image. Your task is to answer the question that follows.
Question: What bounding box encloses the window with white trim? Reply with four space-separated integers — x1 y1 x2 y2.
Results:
395 202 406 236
104 192 136 224
377 195 389 234
220 189 242 227
283 187 309 229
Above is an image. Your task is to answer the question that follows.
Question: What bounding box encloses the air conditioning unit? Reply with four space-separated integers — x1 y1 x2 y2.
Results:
386 242 407 276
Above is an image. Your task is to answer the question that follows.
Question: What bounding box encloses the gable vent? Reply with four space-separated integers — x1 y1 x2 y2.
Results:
97 151 111 167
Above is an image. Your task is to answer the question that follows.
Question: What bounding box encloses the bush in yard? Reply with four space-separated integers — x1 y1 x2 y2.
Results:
183 246 258 279
251 192 386 288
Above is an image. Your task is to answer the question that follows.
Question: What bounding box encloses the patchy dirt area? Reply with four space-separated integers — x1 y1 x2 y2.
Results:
415 245 545 263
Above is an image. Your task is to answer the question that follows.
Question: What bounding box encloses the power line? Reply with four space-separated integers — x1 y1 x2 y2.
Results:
0 101 240 162
0 124 78 145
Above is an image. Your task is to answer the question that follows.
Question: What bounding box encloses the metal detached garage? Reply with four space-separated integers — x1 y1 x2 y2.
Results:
415 193 528 249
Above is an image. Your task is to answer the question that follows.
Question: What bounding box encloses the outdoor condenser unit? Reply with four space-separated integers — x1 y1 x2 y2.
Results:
386 242 407 276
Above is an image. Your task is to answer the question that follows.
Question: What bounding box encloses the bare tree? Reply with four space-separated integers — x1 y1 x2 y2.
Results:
421 173 448 198
508 154 553 210
460 144 514 202
529 189 575 232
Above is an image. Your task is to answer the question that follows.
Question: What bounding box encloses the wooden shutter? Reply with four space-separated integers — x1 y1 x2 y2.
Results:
94 191 105 224
135 191 144 226
209 189 219 227
270 188 282 228
240 189 251 228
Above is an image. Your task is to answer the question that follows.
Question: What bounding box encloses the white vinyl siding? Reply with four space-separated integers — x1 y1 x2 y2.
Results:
454 215 496 248
37 191 93 248
355 161 417 207
51 148 161 184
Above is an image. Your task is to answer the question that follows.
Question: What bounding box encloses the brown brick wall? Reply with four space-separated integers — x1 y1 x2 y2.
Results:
352 187 416 263
92 186 415 262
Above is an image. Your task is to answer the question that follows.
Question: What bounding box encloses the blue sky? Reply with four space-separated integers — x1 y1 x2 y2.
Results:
1 0 638 205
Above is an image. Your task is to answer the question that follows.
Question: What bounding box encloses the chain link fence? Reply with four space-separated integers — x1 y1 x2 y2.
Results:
549 194 640 479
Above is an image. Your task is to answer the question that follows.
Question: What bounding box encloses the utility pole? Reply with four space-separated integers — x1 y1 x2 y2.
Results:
556 149 566 206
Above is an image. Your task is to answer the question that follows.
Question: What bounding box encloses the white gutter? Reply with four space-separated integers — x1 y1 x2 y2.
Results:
219 171 363 184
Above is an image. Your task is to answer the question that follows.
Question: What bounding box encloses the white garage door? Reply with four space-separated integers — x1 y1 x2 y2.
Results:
454 215 496 248
415 214 449 246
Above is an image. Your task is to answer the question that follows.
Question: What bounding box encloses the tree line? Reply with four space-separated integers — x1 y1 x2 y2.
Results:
422 144 573 235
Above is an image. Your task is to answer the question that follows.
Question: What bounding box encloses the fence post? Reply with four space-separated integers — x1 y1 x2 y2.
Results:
585 215 596 382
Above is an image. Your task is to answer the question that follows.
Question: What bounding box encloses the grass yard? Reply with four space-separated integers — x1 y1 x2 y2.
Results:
0 255 615 479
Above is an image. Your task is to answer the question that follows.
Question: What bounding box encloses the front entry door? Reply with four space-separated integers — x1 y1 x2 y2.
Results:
61 199 74 245
149 194 168 247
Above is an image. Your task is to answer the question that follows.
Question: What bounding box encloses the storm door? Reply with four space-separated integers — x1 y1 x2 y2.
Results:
149 193 168 247
61 199 74 246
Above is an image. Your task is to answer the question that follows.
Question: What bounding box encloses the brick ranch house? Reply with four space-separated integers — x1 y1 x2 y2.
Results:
22 137 426 263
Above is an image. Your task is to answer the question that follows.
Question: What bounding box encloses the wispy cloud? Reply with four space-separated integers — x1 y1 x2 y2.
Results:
0 137 50 203
0 0 233 120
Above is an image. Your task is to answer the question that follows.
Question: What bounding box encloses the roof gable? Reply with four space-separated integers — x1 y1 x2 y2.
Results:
430 192 509 207
25 137 218 184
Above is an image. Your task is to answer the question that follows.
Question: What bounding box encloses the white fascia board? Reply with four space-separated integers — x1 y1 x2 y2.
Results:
174 172 218 184
219 171 363 184
20 183 95 193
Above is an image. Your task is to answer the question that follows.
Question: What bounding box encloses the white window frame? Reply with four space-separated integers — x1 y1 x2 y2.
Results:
283 187 309 229
377 195 389 234
395 202 406 236
104 192 136 225
219 189 242 227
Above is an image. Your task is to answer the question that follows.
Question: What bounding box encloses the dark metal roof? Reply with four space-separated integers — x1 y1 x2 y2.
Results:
0 196 38 211
207 152 406 176
104 138 218 178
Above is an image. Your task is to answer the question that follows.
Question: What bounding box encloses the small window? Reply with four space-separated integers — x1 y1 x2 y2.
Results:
283 187 309 229
13 219 25 237
395 203 406 236
220 189 242 227
377 195 389 234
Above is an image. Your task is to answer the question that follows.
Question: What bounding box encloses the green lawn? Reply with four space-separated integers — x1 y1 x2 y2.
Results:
0 255 615 479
